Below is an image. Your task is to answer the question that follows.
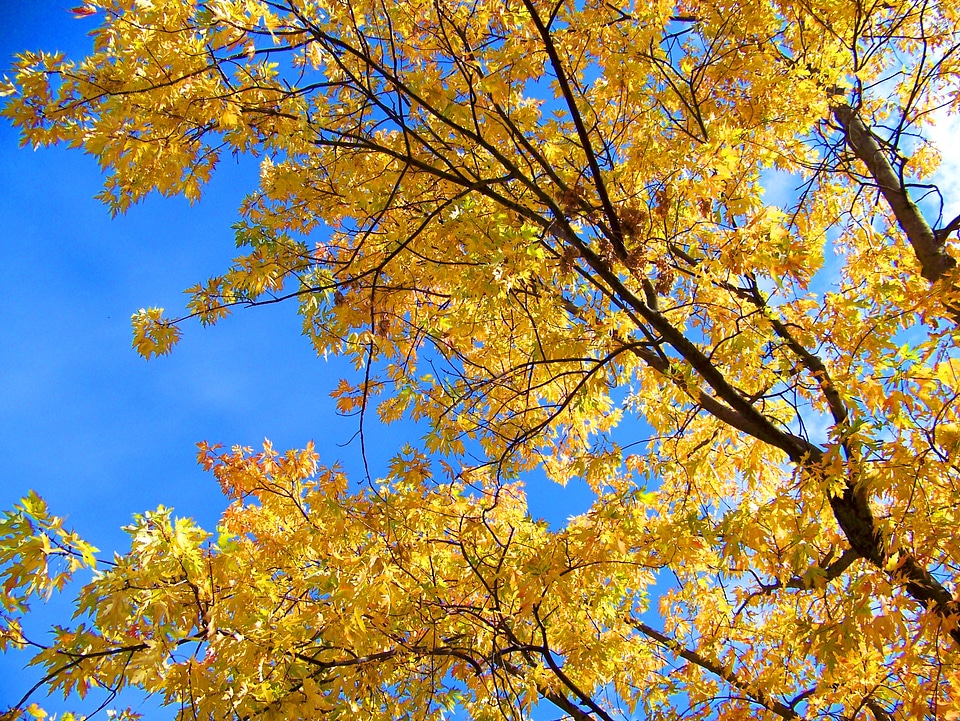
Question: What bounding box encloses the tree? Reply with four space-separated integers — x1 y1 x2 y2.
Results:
3 0 960 718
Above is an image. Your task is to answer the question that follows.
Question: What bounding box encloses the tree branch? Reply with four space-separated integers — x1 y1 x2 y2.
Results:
631 620 800 719
519 0 628 258
833 104 956 284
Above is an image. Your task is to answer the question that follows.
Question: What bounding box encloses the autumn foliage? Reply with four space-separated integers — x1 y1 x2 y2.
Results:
4 0 960 718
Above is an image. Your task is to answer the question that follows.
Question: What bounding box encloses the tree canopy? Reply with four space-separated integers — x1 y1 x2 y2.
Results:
4 0 960 718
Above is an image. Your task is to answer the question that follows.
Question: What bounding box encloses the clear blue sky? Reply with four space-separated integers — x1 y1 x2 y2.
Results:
0 3 595 714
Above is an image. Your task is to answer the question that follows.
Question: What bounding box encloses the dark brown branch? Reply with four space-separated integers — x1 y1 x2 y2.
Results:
833 104 956 284
541 690 596 721
5 637 197 717
532 605 617 721
786 548 859 589
865 698 895 721
519 0 628 258
631 620 800 719
745 279 848 429
736 548 860 616
937 212 960 242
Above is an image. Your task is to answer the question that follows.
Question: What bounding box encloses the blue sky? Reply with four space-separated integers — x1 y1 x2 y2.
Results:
0 3 596 713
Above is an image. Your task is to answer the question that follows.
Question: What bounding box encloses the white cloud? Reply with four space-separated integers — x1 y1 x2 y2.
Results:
926 109 960 229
